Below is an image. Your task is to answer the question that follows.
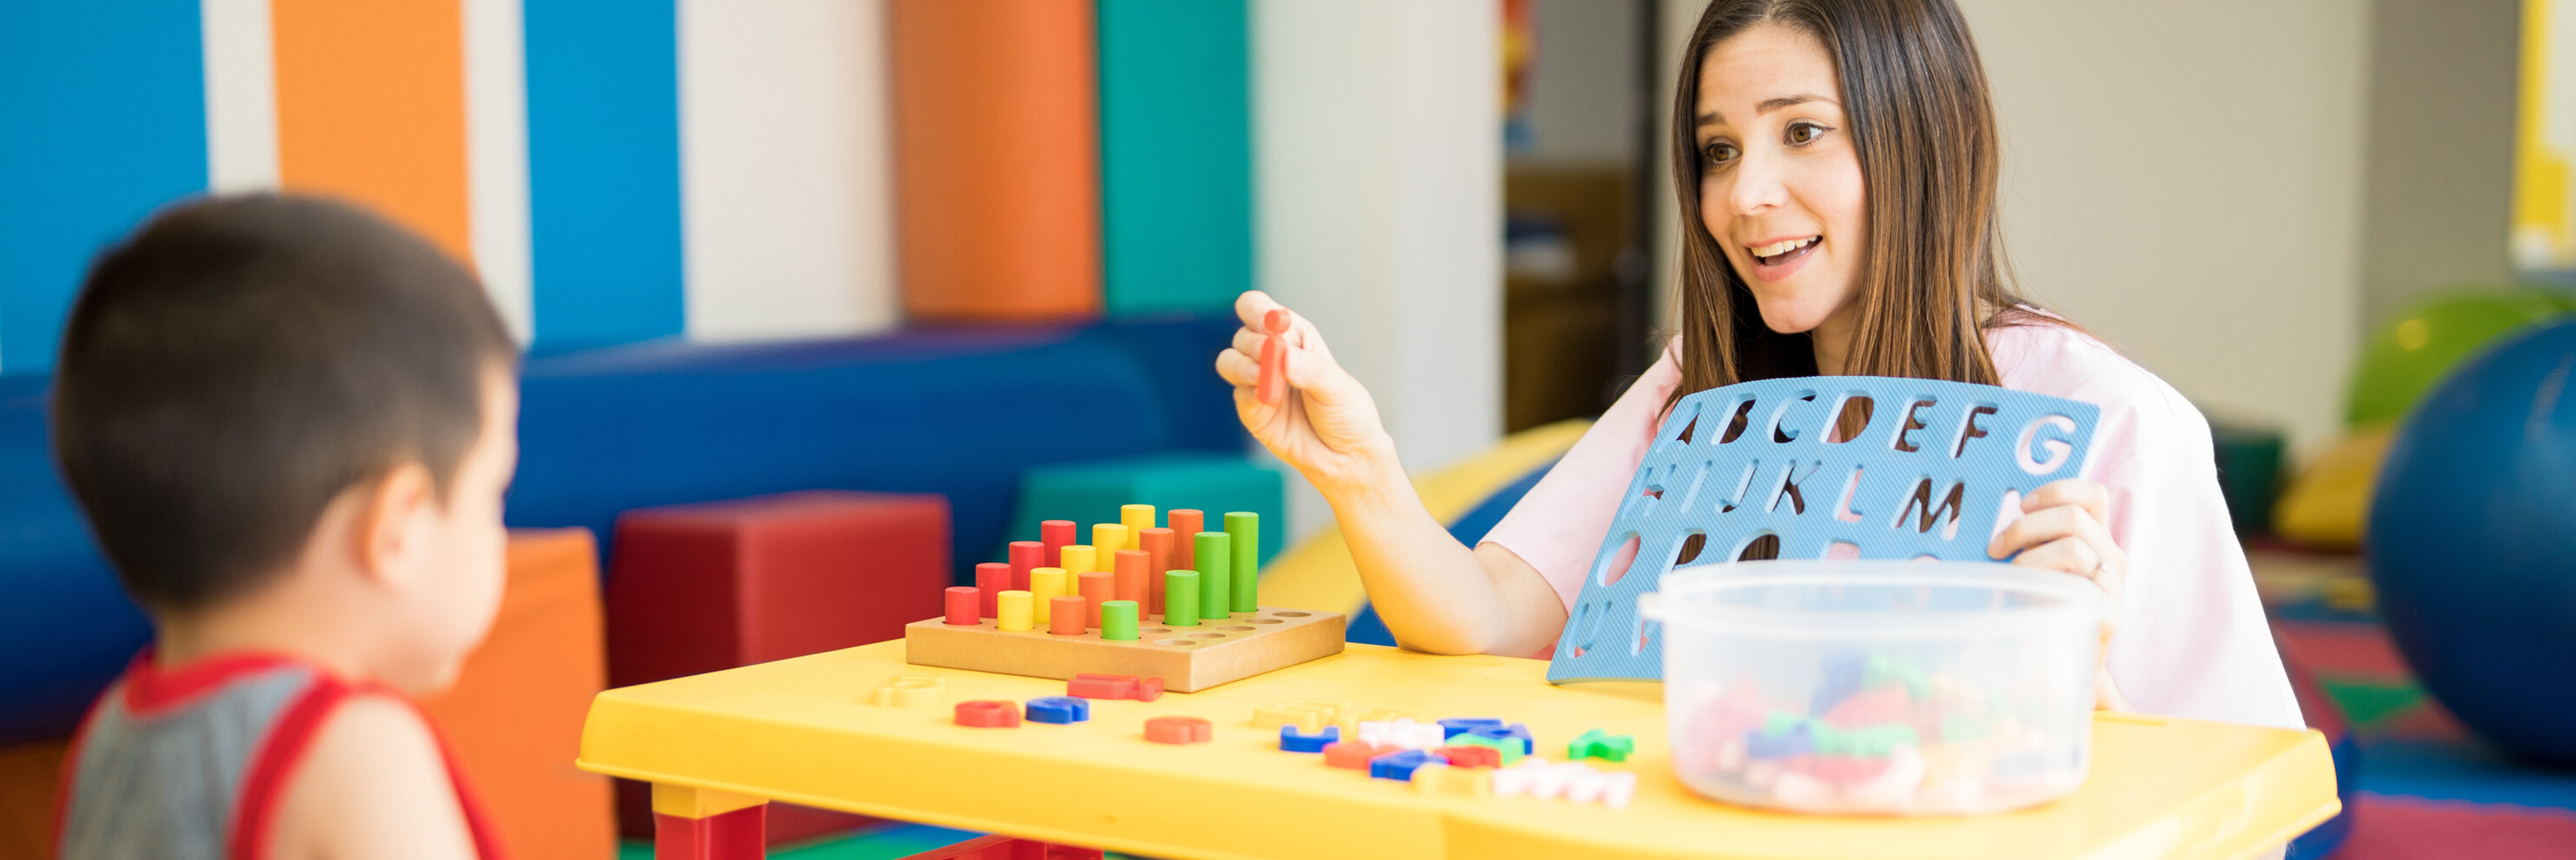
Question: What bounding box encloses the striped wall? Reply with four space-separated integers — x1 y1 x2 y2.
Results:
1100 0 1255 315
0 0 923 369
0 0 1499 431
0 2 210 372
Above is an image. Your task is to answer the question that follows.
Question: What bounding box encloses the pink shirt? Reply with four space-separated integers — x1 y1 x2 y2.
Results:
1483 321 2303 729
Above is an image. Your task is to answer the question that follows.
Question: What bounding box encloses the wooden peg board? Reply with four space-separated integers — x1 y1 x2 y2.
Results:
903 607 1346 692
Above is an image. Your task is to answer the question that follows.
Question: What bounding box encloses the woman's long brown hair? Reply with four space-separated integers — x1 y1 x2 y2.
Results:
1663 0 2053 416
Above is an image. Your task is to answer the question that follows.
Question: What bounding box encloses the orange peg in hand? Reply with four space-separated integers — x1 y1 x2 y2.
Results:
1258 308 1290 405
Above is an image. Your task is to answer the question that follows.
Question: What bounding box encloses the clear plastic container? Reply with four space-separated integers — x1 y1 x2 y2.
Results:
1645 560 2102 815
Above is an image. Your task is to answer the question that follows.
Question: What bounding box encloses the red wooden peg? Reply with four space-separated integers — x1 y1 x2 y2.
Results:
1009 540 1044 593
1257 308 1290 405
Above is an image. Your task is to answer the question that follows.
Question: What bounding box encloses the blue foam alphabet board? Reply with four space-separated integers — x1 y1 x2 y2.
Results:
1546 377 2101 684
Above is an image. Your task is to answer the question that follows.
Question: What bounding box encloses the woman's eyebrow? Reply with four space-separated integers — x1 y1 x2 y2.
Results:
1757 93 1834 113
1697 93 1840 126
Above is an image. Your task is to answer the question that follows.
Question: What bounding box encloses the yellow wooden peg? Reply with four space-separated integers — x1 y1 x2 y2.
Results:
1030 568 1067 623
1120 504 1154 549
1059 545 1097 575
997 590 1033 631
1091 523 1129 567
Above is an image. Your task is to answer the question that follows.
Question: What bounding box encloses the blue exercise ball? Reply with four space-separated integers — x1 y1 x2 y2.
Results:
2368 319 2576 765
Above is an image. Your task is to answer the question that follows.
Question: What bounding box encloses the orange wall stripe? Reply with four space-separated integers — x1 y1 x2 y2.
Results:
891 0 1102 321
272 0 474 263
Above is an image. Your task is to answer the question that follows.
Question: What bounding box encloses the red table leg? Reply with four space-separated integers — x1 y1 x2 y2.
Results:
652 783 768 859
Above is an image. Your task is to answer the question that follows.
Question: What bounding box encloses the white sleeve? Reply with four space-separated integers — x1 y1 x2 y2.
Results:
2096 399 2305 730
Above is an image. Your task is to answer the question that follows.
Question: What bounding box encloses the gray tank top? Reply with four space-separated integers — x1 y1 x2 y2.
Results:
54 652 505 860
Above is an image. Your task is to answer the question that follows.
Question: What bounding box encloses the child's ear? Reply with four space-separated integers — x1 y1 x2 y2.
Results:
351 463 437 590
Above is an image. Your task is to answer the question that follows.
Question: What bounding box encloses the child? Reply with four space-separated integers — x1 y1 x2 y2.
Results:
50 194 519 858
1217 0 2300 731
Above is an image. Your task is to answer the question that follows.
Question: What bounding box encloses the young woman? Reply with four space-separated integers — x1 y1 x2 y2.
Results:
1215 0 2300 730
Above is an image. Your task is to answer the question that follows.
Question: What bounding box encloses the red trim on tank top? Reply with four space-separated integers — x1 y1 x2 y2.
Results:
119 647 311 718
224 680 511 860
228 674 348 860
393 690 514 860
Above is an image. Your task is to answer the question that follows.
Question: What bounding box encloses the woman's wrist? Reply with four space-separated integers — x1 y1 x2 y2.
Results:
1314 433 1417 518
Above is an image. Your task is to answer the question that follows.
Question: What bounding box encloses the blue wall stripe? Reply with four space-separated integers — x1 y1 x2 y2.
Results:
1097 0 1254 315
524 0 685 353
0 2 211 373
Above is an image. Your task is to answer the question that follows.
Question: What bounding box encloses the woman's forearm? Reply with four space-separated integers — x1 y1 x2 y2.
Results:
1213 290 1565 656
1320 445 1565 656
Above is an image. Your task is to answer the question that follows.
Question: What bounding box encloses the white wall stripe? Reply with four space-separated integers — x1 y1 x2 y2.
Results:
464 0 536 345
1254 0 1503 542
200 0 279 194
678 0 900 343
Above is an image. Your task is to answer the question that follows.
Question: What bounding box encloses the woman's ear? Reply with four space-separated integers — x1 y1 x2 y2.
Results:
350 463 436 591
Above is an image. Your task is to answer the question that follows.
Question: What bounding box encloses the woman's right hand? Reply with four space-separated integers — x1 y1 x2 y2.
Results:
1214 291 1399 494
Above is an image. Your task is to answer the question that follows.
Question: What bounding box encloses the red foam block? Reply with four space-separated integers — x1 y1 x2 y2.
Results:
607 490 948 844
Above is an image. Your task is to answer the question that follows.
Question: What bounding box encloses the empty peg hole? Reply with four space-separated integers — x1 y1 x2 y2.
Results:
1219 625 1255 631
1187 632 1226 639
1273 611 1311 617
1246 618 1282 624
1155 639 1198 647
1142 627 1172 635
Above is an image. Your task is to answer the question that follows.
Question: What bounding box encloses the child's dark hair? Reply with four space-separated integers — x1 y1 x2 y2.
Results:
52 194 518 611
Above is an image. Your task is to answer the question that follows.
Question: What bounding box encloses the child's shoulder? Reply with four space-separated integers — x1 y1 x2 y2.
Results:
273 691 486 859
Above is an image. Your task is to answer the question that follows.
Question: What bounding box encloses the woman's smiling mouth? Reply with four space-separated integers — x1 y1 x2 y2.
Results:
1749 235 1820 264
1745 235 1823 281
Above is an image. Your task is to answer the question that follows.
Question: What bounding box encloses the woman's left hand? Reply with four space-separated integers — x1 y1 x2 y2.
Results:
1989 478 2134 712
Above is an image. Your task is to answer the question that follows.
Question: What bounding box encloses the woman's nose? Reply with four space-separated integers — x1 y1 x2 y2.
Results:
1728 148 1789 214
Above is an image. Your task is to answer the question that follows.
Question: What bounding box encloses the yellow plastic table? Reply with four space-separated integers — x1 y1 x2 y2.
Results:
579 640 2337 860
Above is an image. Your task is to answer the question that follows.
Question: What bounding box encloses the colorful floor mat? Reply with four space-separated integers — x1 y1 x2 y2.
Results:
618 823 981 860
2261 547 2576 859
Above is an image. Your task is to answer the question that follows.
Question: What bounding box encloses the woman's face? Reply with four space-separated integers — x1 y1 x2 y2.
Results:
1694 23 1866 336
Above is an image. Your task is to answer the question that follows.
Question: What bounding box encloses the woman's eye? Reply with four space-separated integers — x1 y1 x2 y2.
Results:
1702 142 1739 168
1786 122 1830 145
